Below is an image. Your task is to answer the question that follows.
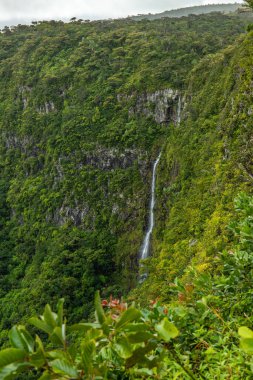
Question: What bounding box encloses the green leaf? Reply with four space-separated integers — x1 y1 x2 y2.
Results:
125 341 157 368
69 323 99 333
50 325 66 346
238 327 253 339
29 317 53 335
94 291 105 325
239 327 253 354
0 362 30 380
127 331 153 344
48 350 69 361
81 340 96 373
9 326 34 353
205 347 217 355
124 323 149 332
86 328 102 341
174 306 187 318
115 308 142 330
155 318 179 341
24 336 45 369
100 346 114 362
9 327 24 351
56 299 64 326
38 371 55 380
18 327 35 353
9 326 30 352
113 336 133 359
240 339 253 354
35 336 46 356
0 364 16 380
29 349 46 369
28 335 46 368
43 305 57 329
134 368 153 376
50 359 78 378
0 348 26 368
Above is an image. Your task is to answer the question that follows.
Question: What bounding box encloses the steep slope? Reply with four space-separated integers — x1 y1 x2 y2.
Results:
137 30 253 302
0 12 250 338
131 3 244 20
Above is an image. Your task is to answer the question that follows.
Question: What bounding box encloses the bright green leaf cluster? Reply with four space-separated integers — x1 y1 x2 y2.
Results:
0 292 181 379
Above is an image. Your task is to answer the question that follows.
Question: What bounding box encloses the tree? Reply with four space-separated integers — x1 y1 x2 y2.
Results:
244 0 253 9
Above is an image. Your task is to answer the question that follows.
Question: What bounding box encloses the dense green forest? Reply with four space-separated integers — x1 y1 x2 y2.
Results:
138 23 253 302
0 3 253 379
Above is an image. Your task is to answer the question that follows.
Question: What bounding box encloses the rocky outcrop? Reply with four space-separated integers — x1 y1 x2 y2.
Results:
37 101 56 114
18 85 58 113
3 133 42 156
54 148 148 181
19 85 32 110
4 134 32 151
51 147 149 226
77 147 147 172
117 89 182 124
53 203 90 226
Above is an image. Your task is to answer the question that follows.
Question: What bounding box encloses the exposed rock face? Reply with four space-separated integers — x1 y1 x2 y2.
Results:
4 134 32 151
3 133 42 157
77 147 147 172
53 204 90 226
18 85 56 114
52 147 149 226
248 106 253 116
117 89 182 124
18 85 58 113
37 101 56 114
54 147 148 180
19 85 32 110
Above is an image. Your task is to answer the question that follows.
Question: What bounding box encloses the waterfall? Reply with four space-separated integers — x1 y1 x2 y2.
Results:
177 95 181 124
140 152 161 260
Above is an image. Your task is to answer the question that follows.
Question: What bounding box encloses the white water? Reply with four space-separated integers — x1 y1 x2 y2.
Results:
177 95 181 124
140 153 161 260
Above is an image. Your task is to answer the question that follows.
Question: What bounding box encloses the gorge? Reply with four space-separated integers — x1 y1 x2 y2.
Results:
0 5 252 378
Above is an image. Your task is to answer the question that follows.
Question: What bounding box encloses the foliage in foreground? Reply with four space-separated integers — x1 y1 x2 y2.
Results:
0 293 182 380
0 193 253 379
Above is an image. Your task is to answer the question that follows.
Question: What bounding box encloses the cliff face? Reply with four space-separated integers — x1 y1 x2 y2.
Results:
137 32 253 302
118 89 181 124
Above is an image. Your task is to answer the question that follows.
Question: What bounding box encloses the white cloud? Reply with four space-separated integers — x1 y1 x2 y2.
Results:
0 0 244 23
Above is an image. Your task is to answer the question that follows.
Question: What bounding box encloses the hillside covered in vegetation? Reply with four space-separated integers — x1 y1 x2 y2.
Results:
139 25 253 302
131 3 243 20
0 5 253 379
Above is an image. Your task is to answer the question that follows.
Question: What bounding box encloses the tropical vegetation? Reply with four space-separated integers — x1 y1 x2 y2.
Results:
0 2 253 379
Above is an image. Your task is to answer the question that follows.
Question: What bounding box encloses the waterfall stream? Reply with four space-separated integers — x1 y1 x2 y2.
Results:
177 95 181 124
140 152 161 260
139 95 181 262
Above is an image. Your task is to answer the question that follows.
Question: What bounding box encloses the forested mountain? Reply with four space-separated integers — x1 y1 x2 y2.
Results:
131 3 243 20
0 5 253 379
137 23 253 302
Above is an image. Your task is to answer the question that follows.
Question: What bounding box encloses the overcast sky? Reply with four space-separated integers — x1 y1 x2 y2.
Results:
0 0 244 26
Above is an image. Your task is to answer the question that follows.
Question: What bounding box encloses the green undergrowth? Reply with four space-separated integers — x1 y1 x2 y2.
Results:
0 193 253 379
